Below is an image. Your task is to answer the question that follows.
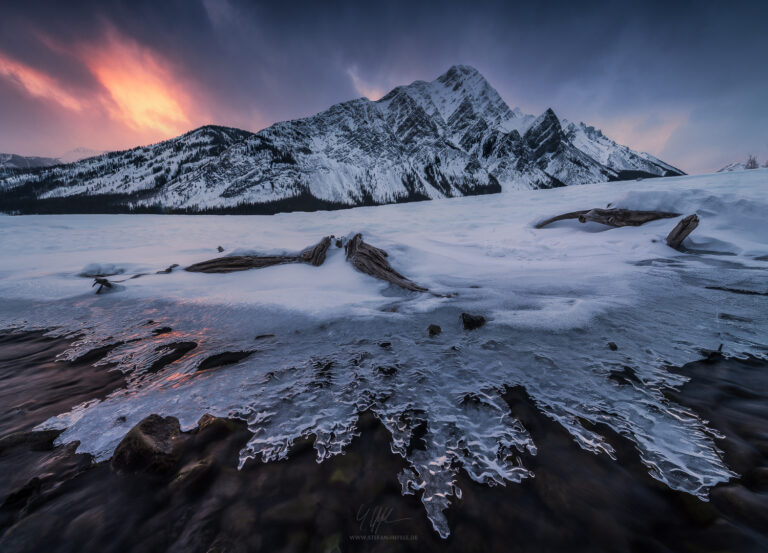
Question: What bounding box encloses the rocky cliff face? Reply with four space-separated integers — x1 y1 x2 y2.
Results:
0 65 683 214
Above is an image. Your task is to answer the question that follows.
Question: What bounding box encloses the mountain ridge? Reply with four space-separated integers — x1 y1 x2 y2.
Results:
0 65 684 214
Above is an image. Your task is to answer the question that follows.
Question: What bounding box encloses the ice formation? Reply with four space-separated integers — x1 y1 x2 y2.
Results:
1 169 766 537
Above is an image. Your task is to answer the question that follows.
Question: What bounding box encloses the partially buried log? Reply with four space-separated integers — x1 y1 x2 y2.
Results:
92 277 113 294
534 210 589 229
344 233 428 292
666 214 699 250
299 236 333 266
185 236 331 273
156 264 179 274
536 208 680 229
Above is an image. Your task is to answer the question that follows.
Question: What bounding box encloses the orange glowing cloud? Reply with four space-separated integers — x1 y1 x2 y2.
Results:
0 52 83 111
347 67 386 101
83 34 194 135
597 112 687 156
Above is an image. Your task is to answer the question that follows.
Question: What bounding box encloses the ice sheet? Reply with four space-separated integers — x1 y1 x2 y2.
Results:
1 169 767 537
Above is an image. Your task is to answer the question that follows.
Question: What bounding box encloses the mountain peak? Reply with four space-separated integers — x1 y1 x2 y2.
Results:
435 64 490 93
438 64 481 81
0 65 684 213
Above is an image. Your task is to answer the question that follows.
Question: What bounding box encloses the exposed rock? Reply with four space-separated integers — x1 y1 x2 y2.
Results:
111 414 184 474
196 413 237 433
376 365 398 376
711 485 768 531
197 351 254 372
0 429 62 454
608 342 618 351
608 366 641 386
148 341 198 373
1 477 42 510
428 324 442 337
461 313 486 330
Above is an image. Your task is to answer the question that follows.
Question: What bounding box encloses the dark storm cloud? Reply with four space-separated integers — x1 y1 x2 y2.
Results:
0 0 766 172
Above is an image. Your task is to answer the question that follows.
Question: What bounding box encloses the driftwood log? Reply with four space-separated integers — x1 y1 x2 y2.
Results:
665 214 699 250
534 210 589 229
536 208 680 229
344 233 428 292
92 277 113 294
185 236 332 273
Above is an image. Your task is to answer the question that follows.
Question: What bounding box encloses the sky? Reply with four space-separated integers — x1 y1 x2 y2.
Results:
0 0 766 174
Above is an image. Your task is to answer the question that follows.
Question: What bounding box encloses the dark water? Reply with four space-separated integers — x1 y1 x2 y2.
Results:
0 331 125 437
0 332 766 553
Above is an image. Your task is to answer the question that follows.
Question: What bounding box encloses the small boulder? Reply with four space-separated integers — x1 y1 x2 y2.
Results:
428 324 442 337
376 365 397 376
196 413 244 434
0 429 62 454
608 342 618 351
461 313 486 331
111 414 183 474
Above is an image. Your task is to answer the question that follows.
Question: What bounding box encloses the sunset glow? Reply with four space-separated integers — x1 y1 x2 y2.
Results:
347 67 385 101
84 35 192 135
0 53 83 111
596 113 687 156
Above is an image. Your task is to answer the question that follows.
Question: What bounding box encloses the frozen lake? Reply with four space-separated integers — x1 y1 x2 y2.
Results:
1 169 767 536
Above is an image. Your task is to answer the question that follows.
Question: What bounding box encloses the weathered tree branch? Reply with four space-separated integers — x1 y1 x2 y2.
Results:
536 208 680 229
298 236 332 266
665 214 699 250
92 277 113 294
344 233 428 292
185 236 332 273
534 210 590 229
578 209 680 227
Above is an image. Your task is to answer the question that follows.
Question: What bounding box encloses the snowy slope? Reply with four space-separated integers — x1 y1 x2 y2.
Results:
0 126 253 200
58 147 106 164
0 169 765 537
719 162 746 172
717 160 765 172
0 65 683 213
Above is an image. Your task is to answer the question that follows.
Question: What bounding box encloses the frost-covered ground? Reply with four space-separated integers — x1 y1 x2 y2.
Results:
1 169 767 537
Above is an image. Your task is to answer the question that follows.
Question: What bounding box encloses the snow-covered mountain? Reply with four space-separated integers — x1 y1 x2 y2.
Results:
58 147 106 164
0 153 59 172
0 65 683 213
717 159 765 172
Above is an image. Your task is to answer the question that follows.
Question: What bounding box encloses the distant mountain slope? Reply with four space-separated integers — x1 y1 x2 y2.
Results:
0 65 683 214
717 159 765 172
58 147 106 164
0 153 59 172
